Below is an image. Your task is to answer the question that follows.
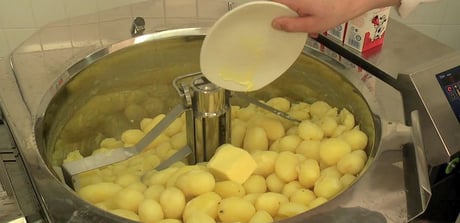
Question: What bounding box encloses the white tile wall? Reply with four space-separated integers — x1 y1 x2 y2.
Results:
0 0 459 62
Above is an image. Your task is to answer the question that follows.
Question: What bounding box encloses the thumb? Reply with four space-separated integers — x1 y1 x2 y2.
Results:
272 16 315 33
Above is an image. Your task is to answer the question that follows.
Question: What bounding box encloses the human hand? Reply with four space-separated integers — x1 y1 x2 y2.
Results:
272 0 399 37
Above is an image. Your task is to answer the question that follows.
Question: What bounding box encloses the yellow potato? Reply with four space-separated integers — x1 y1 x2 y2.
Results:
243 193 263 205
138 199 164 223
237 104 257 121
244 126 269 152
319 116 338 137
243 175 267 194
266 97 291 112
146 167 178 186
320 166 343 178
113 188 144 212
249 210 274 223
297 159 320 188
183 192 221 221
115 174 140 187
269 140 281 152
352 150 368 162
252 151 278 177
142 114 166 132
331 125 348 137
295 140 321 161
339 108 355 130
274 151 299 182
217 197 256 223
185 211 216 223
252 117 286 141
336 153 366 175
121 129 145 145
109 209 140 221
340 128 368 150
289 188 316 206
125 181 147 193
297 120 324 141
78 182 122 203
166 165 203 188
160 187 186 219
144 184 165 201
277 202 309 218
278 135 302 152
156 219 182 223
140 118 154 132
340 174 357 188
319 138 351 166
314 175 343 199
288 110 309 121
254 192 289 217
266 173 285 193
176 169 216 197
309 101 332 118
308 197 328 209
281 181 302 198
213 180 246 198
231 120 247 147
170 131 187 151
286 126 298 135
100 137 124 149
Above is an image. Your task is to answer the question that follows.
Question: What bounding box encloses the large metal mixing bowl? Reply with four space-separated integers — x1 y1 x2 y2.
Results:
27 28 425 222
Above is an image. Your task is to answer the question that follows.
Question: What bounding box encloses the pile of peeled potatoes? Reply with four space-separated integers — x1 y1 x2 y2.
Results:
63 96 368 223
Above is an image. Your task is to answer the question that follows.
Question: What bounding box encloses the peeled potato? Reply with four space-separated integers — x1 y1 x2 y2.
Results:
252 151 278 177
297 120 324 141
298 159 320 188
277 202 309 218
340 128 368 150
289 188 316 206
244 126 269 152
243 175 267 194
214 180 246 198
274 151 299 182
266 173 285 193
159 187 186 219
336 153 366 175
175 169 215 197
183 192 222 221
138 199 164 223
254 192 289 217
185 211 216 223
113 188 144 212
121 129 145 145
309 101 332 118
78 182 122 204
319 138 351 166
266 97 291 112
314 175 343 199
217 197 256 223
281 181 302 198
249 210 274 223
278 135 302 152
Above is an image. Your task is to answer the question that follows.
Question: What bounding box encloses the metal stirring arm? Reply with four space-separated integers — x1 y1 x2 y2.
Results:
62 103 187 187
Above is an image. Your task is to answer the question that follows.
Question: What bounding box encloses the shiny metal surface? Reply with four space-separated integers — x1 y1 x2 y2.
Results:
1 25 429 222
189 76 231 163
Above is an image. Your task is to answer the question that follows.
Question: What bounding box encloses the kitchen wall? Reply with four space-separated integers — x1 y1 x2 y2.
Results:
0 0 459 62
